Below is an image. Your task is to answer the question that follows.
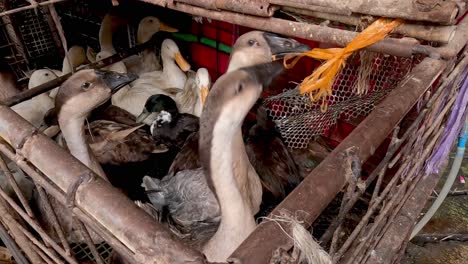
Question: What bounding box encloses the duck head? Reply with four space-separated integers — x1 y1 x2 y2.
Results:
227 31 310 72
96 51 128 74
136 94 178 124
56 69 137 119
161 39 191 72
29 69 62 98
62 46 87 74
28 69 60 89
196 68 211 105
137 16 178 44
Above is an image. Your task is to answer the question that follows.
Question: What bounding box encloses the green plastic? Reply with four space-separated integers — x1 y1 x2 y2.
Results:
170 32 232 54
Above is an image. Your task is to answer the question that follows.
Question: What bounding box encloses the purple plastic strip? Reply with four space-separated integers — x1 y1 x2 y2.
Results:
425 68 468 175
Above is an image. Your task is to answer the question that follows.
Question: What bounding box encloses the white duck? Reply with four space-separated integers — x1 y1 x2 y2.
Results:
175 68 211 117
90 15 177 76
125 16 178 75
49 45 87 98
12 69 57 128
112 39 191 117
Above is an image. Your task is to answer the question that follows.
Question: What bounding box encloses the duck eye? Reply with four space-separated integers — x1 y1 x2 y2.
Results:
45 73 49 76
236 83 244 94
248 39 257 46
81 82 91 90
149 19 153 23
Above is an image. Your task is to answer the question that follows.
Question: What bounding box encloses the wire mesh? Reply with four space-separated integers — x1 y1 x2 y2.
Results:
71 242 113 263
8 0 59 66
264 53 421 148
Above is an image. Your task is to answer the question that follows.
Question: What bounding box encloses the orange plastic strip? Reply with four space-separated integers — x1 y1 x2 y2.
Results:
284 18 403 109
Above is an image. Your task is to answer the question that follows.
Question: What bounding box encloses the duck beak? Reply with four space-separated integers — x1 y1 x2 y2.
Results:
159 22 178 33
174 52 191 72
200 85 209 105
136 109 151 123
263 32 310 60
95 70 138 92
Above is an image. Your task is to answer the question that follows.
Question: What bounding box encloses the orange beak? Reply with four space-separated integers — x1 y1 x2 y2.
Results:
201 85 209 105
175 52 191 72
159 22 178 33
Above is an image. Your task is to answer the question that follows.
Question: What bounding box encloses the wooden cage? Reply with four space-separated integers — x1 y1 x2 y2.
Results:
0 0 466 263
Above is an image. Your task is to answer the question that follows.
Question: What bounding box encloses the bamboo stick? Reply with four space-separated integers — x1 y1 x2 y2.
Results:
276 0 462 25
281 7 457 43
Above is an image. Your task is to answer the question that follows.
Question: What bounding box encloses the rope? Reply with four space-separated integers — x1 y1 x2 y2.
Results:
283 18 403 111
261 212 332 264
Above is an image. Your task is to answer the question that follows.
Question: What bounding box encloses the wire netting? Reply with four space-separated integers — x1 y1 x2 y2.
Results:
264 52 422 148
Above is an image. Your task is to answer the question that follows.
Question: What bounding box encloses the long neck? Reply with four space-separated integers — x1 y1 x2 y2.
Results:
162 55 185 89
141 49 161 70
202 112 257 261
99 15 115 53
59 114 108 180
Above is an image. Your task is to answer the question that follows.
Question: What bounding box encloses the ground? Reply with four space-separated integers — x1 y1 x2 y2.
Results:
402 148 468 264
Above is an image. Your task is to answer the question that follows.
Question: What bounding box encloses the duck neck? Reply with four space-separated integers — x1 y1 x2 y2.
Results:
202 111 257 261
99 15 115 54
59 114 108 180
141 49 160 70
162 55 185 89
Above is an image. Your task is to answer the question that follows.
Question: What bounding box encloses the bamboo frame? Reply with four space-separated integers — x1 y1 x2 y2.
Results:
0 0 67 17
281 7 457 43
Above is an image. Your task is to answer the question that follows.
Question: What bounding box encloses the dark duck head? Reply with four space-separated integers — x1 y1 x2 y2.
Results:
139 94 199 150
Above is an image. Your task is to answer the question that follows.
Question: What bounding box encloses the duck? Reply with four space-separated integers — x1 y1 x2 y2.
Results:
54 69 138 179
12 69 57 128
90 14 178 76
138 94 199 150
0 59 22 101
112 39 191 117
245 105 301 215
143 62 285 261
12 46 87 131
49 45 88 98
32 69 137 246
167 32 308 203
125 16 178 75
174 68 211 117
54 69 175 202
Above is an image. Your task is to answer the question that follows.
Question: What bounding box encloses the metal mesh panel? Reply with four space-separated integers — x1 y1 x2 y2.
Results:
9 1 58 63
71 242 113 263
265 53 420 148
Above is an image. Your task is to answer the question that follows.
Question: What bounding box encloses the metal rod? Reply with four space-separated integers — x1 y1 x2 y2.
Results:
274 0 462 25
175 0 277 17
0 108 208 263
0 0 67 17
142 0 431 58
71 208 136 263
0 220 29 264
30 243 55 264
48 3 70 73
0 183 77 264
345 128 444 264
0 202 41 263
18 223 65 264
281 7 457 43
0 154 34 217
36 186 72 256
75 220 105 264
1 31 167 107
228 58 446 264
421 15 468 60
271 0 351 15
